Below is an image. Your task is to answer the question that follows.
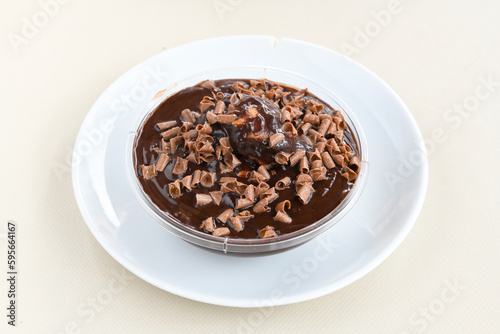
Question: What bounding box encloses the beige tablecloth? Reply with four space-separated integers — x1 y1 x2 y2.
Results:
1 1 499 333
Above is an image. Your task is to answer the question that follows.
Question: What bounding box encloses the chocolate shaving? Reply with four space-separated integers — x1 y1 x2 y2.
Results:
200 97 215 112
199 152 216 163
275 211 292 223
186 152 199 164
310 167 327 181
236 210 254 220
196 194 212 206
257 166 270 181
289 149 305 166
254 182 270 197
349 156 360 172
191 170 201 188
214 100 225 114
182 129 198 140
259 187 279 203
303 113 320 125
342 166 358 181
242 184 255 202
200 80 215 89
299 157 309 174
168 180 182 198
332 154 345 167
275 152 291 165
156 120 176 131
172 157 188 175
281 108 292 123
181 109 196 124
223 152 242 168
229 216 243 232
141 164 156 180
321 151 335 169
219 137 232 155
200 217 214 232
217 114 237 124
217 208 234 224
196 122 212 134
229 93 239 105
155 153 169 172
181 175 193 191
215 145 222 160
179 121 194 134
213 227 230 237
206 111 218 124
209 191 223 205
254 198 270 213
298 122 312 135
275 177 291 190
317 118 331 136
258 226 277 239
282 122 298 137
161 126 180 140
314 141 326 153
169 136 183 154
200 171 216 187
236 198 254 210
311 159 323 170
296 183 313 204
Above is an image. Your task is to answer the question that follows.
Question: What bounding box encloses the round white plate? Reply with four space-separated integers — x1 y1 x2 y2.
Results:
73 35 428 307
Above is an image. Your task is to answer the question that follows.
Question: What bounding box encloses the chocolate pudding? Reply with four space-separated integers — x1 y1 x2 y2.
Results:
134 79 360 239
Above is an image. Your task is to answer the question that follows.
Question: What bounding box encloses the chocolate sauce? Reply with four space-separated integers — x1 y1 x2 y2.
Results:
134 79 359 239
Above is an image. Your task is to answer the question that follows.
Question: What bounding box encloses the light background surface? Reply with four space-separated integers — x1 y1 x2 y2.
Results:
1 1 499 333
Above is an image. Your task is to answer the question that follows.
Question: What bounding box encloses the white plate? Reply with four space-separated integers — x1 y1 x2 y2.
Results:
73 35 428 307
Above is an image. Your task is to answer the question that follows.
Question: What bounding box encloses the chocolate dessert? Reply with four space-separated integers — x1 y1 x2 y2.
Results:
134 79 360 239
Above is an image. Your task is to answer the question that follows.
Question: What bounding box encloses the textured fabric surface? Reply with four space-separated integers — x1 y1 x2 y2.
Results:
1 1 499 333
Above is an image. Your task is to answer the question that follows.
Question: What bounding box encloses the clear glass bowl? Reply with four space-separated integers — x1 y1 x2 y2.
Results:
126 66 368 255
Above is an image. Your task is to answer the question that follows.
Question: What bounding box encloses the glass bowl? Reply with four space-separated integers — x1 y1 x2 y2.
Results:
126 66 368 255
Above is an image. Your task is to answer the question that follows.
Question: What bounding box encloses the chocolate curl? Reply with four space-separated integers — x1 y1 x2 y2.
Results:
326 121 337 136
349 156 360 172
317 118 331 137
181 175 193 191
200 171 216 187
220 163 233 174
141 164 156 180
161 138 169 152
180 109 196 124
242 184 255 202
200 80 215 89
186 152 200 164
341 166 358 182
199 152 216 163
220 177 237 183
259 187 279 203
296 183 313 204
298 122 312 136
282 122 298 137
229 216 243 232
224 152 242 168
254 182 270 198
172 157 188 175
275 177 291 190
214 100 225 114
161 126 180 140
299 157 309 174
326 138 340 155
199 97 215 113
196 194 212 206
229 93 239 105
306 100 324 114
248 170 266 183
289 150 305 166
209 191 223 205
281 108 292 123
196 140 214 153
215 145 222 160
332 154 345 167
236 198 253 210
257 166 270 181
307 129 321 143
236 210 254 221
276 200 291 213
168 180 182 198
155 154 169 172
182 129 198 141
206 111 218 125
321 151 335 169
310 167 327 181
269 133 290 147
196 122 212 134
219 137 232 155
217 114 237 124
332 116 346 131
314 141 327 153
275 211 292 223
258 226 277 239
179 121 194 135
275 152 291 165
200 217 214 232
156 120 176 131
213 227 230 237
254 198 271 213
311 159 323 170
169 136 183 154
191 170 201 188
296 173 313 185
303 113 320 125
333 130 344 141
217 208 234 224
